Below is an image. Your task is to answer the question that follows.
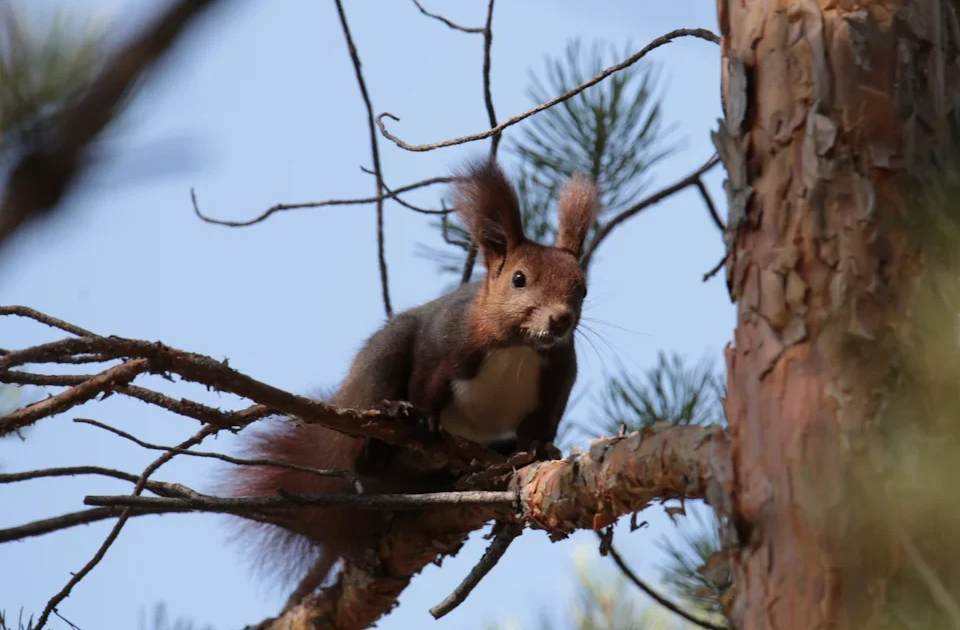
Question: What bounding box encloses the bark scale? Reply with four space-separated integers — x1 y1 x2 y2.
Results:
717 0 960 628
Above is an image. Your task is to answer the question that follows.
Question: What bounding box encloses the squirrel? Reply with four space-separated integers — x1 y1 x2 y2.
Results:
220 158 599 610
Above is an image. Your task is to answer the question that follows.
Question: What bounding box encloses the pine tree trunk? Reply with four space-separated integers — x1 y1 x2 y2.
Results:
717 0 960 627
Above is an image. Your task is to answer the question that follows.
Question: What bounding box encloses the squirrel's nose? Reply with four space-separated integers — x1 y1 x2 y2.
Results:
549 311 573 338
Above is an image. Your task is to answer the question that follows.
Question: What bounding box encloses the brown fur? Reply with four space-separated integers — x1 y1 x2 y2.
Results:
221 158 599 611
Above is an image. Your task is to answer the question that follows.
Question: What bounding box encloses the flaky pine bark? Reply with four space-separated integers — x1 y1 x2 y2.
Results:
717 0 960 628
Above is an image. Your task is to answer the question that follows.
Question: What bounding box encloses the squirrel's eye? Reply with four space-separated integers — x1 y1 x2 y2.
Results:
512 270 527 288
583 285 588 298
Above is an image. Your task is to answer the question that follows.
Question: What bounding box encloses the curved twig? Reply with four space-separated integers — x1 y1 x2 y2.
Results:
191 176 452 226
600 534 728 630
376 28 720 153
581 154 720 269
411 0 485 33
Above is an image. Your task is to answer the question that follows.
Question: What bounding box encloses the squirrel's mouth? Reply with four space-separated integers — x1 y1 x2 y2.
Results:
523 327 573 351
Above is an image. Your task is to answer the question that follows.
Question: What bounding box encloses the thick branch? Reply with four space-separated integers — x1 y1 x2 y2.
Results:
252 424 731 630
0 334 498 470
0 0 224 255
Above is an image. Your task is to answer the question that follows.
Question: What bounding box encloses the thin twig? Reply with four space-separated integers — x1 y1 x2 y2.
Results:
376 28 720 153
695 179 724 231
481 0 499 158
0 359 149 437
332 0 392 317
581 154 720 268
0 305 94 337
0 370 273 429
460 246 479 284
0 503 279 544
74 417 361 487
599 533 727 630
359 166 448 214
34 425 218 630
411 0 485 33
702 254 726 282
191 176 452 226
429 520 521 619
459 0 497 285
0 465 198 498
84 490 516 511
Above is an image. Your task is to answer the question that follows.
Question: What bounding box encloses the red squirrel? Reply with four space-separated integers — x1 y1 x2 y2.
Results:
222 159 599 608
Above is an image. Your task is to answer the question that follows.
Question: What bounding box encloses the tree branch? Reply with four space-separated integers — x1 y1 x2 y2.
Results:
34 424 218 630
0 359 149 436
375 28 720 153
191 176 452 226
332 0 392 317
410 0 485 33
581 154 721 269
253 424 731 630
74 417 362 488
83 490 515 512
0 0 225 257
429 520 521 619
0 326 500 470
599 533 727 630
0 465 197 498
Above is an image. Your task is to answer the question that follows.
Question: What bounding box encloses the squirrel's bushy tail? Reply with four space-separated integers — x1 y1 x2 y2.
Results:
217 418 388 594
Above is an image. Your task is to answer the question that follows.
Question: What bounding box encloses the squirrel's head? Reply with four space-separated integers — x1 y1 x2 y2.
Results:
454 159 599 351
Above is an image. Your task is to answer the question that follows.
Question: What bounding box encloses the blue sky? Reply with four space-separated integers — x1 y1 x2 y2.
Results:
0 1 732 628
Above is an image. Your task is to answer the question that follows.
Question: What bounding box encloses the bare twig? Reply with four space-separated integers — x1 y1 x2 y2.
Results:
599 534 727 630
0 0 225 257
429 520 521 619
74 417 360 487
0 306 94 337
191 176 452 226
0 359 149 437
34 424 217 630
695 179 724 231
460 246 479 284
581 154 721 269
359 167 448 215
332 0 392 318
481 0 499 157
411 0 485 33
459 0 498 285
376 28 720 153
0 370 273 429
0 465 197 498
84 490 516 512
702 254 726 282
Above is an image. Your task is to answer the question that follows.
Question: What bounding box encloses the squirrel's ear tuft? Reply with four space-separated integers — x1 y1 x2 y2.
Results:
555 173 599 259
453 158 525 270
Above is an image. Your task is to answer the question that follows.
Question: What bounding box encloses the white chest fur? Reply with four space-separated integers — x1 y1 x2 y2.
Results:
440 346 542 445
